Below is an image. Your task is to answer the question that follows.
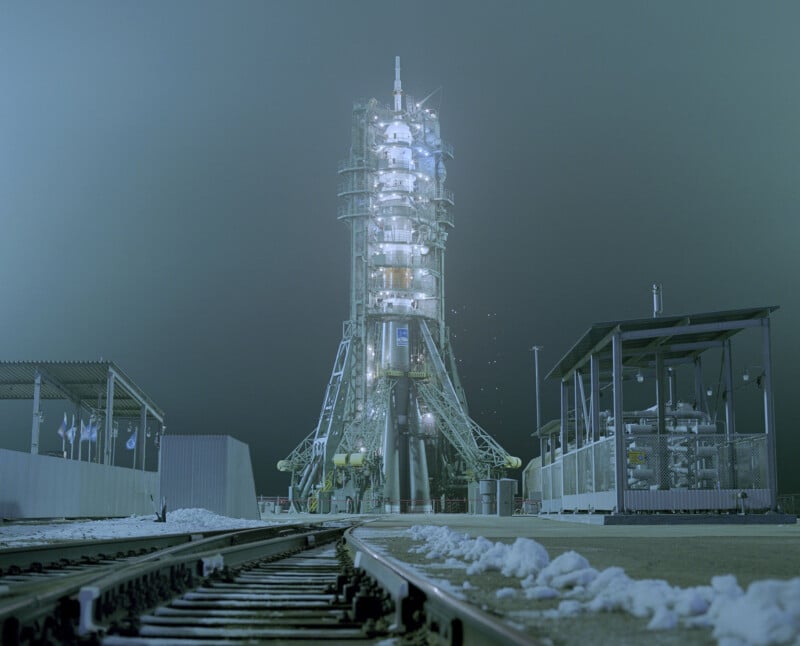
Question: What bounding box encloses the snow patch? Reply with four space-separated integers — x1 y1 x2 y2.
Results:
0 508 286 547
496 587 517 599
406 524 800 644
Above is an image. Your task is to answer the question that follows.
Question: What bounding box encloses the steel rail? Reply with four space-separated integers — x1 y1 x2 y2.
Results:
0 521 334 576
0 523 348 641
0 528 241 576
346 528 535 646
78 525 349 635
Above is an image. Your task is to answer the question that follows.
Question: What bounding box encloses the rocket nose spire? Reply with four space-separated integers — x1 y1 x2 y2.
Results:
393 56 402 112
394 56 401 88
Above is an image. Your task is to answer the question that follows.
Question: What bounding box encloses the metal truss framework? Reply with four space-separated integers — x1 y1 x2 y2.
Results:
280 58 518 513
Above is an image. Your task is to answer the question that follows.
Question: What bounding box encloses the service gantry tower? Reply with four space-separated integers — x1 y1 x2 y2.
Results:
279 57 519 513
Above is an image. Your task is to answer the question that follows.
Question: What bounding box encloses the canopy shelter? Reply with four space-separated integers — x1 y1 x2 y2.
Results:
539 306 779 514
0 361 165 468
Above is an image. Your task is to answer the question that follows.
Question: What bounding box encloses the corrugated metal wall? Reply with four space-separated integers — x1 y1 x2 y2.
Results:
159 435 259 520
226 437 259 519
0 449 158 519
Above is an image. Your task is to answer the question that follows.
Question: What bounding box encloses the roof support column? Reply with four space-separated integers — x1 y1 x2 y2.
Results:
590 354 600 442
694 356 704 411
723 339 736 440
761 318 778 509
104 370 115 465
655 352 669 489
30 371 42 455
612 332 626 514
574 373 582 449
141 406 147 471
71 402 79 460
560 379 569 454
723 338 736 488
655 353 666 435
669 368 677 408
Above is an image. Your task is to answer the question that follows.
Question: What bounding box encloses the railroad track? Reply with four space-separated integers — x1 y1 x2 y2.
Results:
1 521 534 644
0 528 244 586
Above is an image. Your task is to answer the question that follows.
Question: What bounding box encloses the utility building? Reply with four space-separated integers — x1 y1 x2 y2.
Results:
279 58 519 513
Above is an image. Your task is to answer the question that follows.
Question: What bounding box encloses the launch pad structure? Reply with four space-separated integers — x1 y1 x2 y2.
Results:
279 58 520 514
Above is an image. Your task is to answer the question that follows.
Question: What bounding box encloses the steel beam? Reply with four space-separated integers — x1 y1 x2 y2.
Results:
612 333 625 514
590 354 600 442
723 339 736 440
30 372 41 455
723 339 736 488
762 318 778 509
621 340 723 362
107 367 164 424
104 370 115 466
655 353 666 435
553 326 619 382
560 379 568 453
620 318 761 342
574 373 582 449
693 357 703 411
141 406 147 471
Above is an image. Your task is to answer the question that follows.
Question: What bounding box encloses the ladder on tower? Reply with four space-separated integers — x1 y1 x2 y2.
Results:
292 336 352 510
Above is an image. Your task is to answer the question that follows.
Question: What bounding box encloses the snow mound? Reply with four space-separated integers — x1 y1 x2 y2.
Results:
406 525 800 645
407 526 549 579
535 550 597 590
496 587 517 599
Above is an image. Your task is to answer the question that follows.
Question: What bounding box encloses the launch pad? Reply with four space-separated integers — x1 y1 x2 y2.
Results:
279 58 519 513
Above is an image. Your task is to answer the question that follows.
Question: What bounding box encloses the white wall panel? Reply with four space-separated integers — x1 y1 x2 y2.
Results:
0 449 158 519
160 435 259 520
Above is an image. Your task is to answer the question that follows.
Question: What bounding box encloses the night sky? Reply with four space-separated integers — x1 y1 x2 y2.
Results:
2 2 798 495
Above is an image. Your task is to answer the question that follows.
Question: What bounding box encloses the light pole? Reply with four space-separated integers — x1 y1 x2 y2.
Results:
531 345 543 440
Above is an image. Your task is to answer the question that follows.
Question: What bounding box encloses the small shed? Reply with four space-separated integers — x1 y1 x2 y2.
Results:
536 306 779 515
160 435 260 520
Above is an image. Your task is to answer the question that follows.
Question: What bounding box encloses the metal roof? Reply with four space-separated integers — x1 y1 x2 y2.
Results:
0 361 164 421
546 306 779 382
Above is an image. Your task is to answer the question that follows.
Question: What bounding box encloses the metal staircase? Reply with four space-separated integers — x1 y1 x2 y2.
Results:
290 336 352 511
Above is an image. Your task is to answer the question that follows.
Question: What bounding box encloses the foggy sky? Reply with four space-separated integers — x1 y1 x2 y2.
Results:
2 1 798 495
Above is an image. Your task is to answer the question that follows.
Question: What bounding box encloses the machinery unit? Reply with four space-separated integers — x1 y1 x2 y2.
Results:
279 58 520 513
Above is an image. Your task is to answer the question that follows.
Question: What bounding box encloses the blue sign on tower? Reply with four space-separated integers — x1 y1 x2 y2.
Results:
396 327 409 347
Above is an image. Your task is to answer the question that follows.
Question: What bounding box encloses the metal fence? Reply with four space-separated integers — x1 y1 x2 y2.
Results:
541 433 769 511
777 494 800 515
627 433 767 490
